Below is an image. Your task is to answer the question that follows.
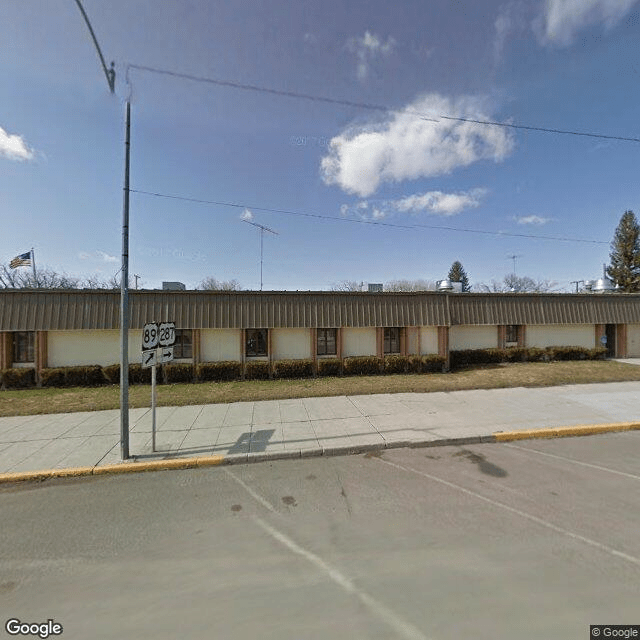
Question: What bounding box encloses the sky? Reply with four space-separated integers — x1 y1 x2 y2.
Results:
1 0 640 292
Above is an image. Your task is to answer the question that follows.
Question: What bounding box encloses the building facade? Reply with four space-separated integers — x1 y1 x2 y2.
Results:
1 289 639 373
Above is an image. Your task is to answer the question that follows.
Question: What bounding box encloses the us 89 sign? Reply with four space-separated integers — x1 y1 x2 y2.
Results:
142 323 159 350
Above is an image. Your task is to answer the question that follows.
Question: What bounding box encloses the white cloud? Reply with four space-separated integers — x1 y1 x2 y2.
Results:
392 188 487 216
340 187 486 221
321 94 514 197
540 0 639 46
241 208 254 221
346 30 396 81
97 251 118 263
79 250 118 262
515 215 551 225
0 126 34 161
494 2 527 65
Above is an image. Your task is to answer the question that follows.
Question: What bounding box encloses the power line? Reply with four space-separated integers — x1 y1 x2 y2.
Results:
130 188 608 245
127 63 640 143
127 63 438 122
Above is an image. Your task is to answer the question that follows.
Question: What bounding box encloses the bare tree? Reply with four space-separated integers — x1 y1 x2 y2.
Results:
0 263 128 290
330 280 366 292
0 265 80 289
384 279 437 292
476 275 560 293
197 277 243 291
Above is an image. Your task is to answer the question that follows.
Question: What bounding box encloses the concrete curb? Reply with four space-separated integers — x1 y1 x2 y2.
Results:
1 422 639 485
494 421 640 442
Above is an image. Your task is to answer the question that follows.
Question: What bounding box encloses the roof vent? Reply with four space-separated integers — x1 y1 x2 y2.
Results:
437 279 454 292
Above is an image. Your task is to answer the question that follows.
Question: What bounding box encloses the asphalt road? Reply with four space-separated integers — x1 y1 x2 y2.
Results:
1 432 639 640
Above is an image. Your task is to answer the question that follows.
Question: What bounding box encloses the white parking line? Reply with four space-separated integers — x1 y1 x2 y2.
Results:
376 457 640 568
225 468 431 640
502 442 640 481
253 516 431 640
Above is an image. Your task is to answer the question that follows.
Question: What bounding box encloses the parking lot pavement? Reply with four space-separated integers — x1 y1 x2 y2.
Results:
1 432 639 639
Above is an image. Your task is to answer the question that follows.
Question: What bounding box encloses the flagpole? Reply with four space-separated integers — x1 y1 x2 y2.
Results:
31 248 36 284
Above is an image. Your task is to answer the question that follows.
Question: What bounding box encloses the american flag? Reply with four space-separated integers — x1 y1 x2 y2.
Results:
9 251 31 269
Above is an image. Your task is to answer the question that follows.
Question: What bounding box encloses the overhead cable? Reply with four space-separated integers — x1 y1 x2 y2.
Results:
128 63 640 143
130 188 608 244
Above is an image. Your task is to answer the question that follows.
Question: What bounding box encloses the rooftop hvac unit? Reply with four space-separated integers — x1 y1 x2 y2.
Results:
450 281 463 293
162 281 186 291
367 283 383 293
437 279 454 291
592 277 614 293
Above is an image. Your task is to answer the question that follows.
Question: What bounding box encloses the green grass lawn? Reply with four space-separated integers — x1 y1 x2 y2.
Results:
1 360 640 417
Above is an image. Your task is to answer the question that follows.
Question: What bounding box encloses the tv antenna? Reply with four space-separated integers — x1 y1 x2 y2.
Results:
506 254 522 276
243 220 279 290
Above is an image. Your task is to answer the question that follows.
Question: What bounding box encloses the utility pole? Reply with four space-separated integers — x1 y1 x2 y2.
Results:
570 280 583 293
242 220 279 290
72 1 129 457
120 99 131 460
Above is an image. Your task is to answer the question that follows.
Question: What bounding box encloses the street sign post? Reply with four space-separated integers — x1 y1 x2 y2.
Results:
141 322 175 452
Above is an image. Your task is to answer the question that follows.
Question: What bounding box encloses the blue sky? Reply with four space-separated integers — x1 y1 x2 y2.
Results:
1 0 639 291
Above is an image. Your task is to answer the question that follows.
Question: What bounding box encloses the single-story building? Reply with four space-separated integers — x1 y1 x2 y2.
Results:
1 289 639 373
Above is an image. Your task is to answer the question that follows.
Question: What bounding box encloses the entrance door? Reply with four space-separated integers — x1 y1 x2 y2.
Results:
605 324 616 358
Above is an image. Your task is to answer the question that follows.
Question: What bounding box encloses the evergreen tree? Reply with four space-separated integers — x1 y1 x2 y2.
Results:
607 210 640 292
447 260 471 291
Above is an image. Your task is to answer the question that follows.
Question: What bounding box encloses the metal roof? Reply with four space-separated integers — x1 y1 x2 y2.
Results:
0 289 639 331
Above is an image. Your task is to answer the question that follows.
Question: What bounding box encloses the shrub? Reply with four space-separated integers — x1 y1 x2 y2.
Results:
196 361 242 382
505 347 528 363
384 355 409 374
525 347 548 362
102 364 120 385
589 347 607 360
317 358 342 377
40 367 66 388
163 363 194 384
244 360 270 380
421 354 446 373
129 363 151 384
546 346 590 361
1 367 36 389
84 365 106 386
342 356 381 376
272 359 314 379
64 366 88 387
450 348 506 369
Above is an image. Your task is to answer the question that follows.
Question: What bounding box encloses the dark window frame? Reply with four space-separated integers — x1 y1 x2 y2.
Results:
384 327 401 354
505 325 519 345
173 329 193 359
245 328 268 357
13 331 35 363
317 328 337 356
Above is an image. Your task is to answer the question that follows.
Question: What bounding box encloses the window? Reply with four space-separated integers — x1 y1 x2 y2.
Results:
317 328 337 356
506 325 519 345
173 329 193 359
245 329 268 357
384 328 401 354
13 332 35 363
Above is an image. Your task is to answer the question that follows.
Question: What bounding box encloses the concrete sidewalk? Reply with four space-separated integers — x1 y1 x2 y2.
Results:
1 381 640 481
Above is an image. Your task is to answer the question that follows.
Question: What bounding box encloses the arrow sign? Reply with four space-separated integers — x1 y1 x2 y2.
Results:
159 347 174 364
142 349 157 368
